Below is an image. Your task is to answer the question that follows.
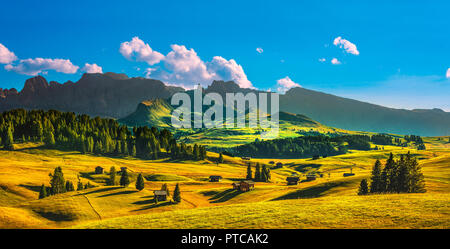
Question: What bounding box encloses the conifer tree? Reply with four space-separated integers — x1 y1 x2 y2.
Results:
408 154 426 193
370 159 383 193
43 129 55 147
136 173 145 191
173 183 181 203
261 164 269 182
396 155 409 192
358 179 369 195
255 163 261 181
218 153 224 164
3 126 14 150
109 166 116 186
65 180 74 192
39 184 47 199
246 163 253 180
193 144 199 160
161 183 170 197
120 168 130 187
131 144 137 157
381 153 395 192
49 167 66 194
77 180 83 191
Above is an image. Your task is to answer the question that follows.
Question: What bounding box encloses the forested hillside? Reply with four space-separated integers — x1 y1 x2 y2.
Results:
0 109 206 160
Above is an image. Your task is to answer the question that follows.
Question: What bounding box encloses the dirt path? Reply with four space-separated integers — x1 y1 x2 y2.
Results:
82 195 102 220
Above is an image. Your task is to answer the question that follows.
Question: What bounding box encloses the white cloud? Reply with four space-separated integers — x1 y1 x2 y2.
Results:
82 63 103 73
446 68 450 79
256 47 263 53
276 76 301 93
318 58 326 62
331 58 341 65
119 37 164 66
208 56 253 88
5 58 79 75
120 38 253 89
139 43 252 89
333 36 359 55
0 43 18 64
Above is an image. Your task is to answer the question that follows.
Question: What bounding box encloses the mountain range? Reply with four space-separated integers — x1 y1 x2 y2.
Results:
1 73 449 136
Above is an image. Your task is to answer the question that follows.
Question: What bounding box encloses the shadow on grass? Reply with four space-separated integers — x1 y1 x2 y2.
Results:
294 164 321 173
74 186 122 196
203 189 245 203
272 180 355 201
98 190 138 197
19 184 41 193
132 200 173 211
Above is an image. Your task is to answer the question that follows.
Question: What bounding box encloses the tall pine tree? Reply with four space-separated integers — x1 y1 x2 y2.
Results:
370 159 383 193
173 183 181 203
120 168 130 187
136 173 145 191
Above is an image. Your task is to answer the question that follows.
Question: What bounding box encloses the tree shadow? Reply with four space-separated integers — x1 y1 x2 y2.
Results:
272 180 353 201
98 190 138 197
205 189 244 203
294 163 321 173
132 200 173 211
74 186 122 196
19 184 41 193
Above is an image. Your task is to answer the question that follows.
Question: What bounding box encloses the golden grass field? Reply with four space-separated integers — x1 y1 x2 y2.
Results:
0 137 449 229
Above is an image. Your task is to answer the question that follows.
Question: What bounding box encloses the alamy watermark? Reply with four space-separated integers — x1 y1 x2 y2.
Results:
170 85 279 139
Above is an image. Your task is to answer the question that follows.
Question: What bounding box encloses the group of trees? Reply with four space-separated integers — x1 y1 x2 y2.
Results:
0 109 207 161
235 136 345 159
404 135 426 150
39 167 94 199
246 163 271 182
107 166 132 188
234 135 378 159
358 152 426 195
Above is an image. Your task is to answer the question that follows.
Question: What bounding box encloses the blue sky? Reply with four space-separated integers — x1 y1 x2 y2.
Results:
1 0 449 110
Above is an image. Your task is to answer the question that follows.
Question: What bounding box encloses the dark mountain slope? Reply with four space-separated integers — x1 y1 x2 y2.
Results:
280 87 450 136
0 73 183 118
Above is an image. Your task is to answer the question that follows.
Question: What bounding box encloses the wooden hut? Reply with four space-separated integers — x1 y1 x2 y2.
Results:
239 180 255 192
95 166 104 174
209 175 222 182
306 174 316 181
232 182 240 190
286 176 300 185
153 190 168 201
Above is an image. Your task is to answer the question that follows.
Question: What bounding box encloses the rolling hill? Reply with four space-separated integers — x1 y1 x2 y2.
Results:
118 98 350 148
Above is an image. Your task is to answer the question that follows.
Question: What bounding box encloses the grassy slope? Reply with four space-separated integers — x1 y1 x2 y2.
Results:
0 137 449 229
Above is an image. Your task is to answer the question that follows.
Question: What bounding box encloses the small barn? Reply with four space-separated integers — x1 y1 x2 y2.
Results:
286 177 300 185
239 180 255 192
306 174 316 181
343 173 355 177
209 175 222 182
231 182 240 190
153 190 168 201
95 166 104 174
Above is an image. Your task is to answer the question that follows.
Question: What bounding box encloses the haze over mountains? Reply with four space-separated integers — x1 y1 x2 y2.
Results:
1 73 449 136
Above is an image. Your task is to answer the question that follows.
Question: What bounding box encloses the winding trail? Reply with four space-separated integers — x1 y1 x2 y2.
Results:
82 195 102 220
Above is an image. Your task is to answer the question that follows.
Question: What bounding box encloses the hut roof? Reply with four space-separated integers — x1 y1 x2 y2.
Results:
153 190 168 196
